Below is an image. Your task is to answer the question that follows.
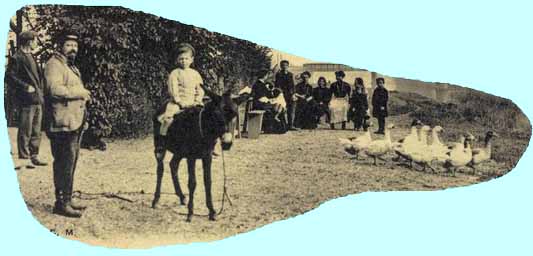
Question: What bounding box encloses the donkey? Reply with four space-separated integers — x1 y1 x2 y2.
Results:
151 86 246 222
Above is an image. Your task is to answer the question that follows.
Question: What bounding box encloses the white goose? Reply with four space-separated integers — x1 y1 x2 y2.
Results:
428 126 450 164
470 131 499 168
444 133 475 176
407 125 436 172
339 124 372 159
393 119 423 166
362 124 395 165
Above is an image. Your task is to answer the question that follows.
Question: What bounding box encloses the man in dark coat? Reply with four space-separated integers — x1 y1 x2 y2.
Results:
274 60 297 130
5 31 47 168
45 32 91 218
371 77 389 134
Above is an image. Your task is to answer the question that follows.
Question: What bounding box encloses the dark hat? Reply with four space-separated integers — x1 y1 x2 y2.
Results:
56 30 79 45
300 71 311 78
335 70 346 78
280 60 289 65
19 31 36 42
376 77 385 83
176 43 196 56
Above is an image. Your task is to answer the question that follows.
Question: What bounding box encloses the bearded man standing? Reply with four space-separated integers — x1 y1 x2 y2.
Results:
44 32 91 218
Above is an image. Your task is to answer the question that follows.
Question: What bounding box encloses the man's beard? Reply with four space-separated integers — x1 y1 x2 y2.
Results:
66 53 76 65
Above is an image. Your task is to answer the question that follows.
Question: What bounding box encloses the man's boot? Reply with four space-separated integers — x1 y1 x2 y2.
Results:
341 122 346 130
53 190 82 218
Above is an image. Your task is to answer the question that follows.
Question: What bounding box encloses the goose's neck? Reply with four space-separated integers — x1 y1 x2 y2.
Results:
484 137 493 148
432 131 442 144
420 132 428 145
464 141 472 151
484 139 493 154
410 127 418 136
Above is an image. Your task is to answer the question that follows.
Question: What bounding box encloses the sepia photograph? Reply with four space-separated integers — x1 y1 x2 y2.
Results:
2 2 532 252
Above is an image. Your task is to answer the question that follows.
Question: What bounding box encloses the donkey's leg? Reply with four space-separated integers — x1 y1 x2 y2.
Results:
186 158 197 222
152 150 166 209
170 155 186 205
202 156 216 221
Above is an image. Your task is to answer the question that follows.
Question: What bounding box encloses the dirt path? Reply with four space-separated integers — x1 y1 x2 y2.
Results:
8 118 503 248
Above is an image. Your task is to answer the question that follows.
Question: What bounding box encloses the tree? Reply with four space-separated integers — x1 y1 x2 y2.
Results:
21 5 271 138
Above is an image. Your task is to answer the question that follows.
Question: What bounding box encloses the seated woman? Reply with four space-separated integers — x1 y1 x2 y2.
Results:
312 76 332 125
248 69 287 133
250 69 276 112
294 71 318 129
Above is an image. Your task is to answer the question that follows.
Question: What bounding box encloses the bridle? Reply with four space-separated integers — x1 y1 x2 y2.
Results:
197 104 235 141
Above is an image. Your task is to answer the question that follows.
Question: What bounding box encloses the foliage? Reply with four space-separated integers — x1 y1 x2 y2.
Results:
29 5 271 138
388 89 531 167
389 89 530 132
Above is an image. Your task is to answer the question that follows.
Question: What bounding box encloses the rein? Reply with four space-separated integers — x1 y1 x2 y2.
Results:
218 145 233 215
198 107 205 139
198 106 232 215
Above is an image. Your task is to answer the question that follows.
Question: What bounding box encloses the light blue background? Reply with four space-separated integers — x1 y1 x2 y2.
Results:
1 0 531 255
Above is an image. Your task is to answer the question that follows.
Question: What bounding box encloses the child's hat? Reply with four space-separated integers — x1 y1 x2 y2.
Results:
176 43 196 55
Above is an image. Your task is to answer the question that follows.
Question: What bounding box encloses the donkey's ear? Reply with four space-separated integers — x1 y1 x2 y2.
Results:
201 84 222 103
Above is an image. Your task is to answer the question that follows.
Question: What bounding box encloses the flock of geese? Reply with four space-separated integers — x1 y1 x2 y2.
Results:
339 119 499 176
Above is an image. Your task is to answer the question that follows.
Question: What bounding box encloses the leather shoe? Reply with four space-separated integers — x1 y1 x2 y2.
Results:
31 157 48 166
53 204 82 218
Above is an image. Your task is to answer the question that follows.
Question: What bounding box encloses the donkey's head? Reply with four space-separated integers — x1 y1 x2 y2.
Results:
202 85 248 151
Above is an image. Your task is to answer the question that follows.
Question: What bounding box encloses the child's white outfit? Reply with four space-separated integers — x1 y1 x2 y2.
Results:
269 92 286 109
158 67 204 135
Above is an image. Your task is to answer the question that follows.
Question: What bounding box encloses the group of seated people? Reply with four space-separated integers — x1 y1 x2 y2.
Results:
242 60 390 134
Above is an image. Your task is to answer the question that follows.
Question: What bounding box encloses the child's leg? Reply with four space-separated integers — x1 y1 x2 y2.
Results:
158 102 181 136
273 104 282 121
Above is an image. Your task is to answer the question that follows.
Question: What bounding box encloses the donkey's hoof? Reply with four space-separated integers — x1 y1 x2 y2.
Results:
151 200 159 209
186 215 192 222
179 197 187 206
208 212 216 221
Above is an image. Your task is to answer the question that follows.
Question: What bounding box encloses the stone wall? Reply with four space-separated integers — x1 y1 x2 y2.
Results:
288 65 451 103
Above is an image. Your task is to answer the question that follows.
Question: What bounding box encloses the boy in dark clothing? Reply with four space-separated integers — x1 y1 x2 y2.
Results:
274 60 296 130
349 80 369 131
371 77 389 134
